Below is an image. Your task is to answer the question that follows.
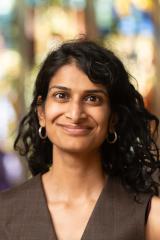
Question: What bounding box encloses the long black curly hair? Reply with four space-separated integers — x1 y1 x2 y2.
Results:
14 38 160 195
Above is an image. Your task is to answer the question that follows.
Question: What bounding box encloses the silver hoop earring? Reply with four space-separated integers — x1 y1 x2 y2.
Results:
107 131 117 144
38 126 47 139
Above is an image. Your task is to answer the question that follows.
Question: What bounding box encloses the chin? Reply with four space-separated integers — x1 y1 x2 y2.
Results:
54 141 95 154
59 145 89 153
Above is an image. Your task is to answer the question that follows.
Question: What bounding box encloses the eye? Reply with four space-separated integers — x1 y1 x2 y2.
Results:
84 95 102 105
53 92 69 101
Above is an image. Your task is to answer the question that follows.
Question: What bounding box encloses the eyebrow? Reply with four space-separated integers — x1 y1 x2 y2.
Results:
48 85 107 96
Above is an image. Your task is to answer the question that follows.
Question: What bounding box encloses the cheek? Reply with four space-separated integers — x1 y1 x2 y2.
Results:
44 103 64 123
98 114 110 135
44 104 64 142
96 109 111 138
93 106 110 129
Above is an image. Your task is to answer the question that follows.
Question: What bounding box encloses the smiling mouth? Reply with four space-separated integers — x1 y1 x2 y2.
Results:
57 124 93 136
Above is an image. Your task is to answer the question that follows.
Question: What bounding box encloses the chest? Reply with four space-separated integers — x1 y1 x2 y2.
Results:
45 183 148 240
1 176 149 240
48 200 96 240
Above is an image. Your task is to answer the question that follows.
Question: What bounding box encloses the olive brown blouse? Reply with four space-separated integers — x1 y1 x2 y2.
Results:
0 174 151 240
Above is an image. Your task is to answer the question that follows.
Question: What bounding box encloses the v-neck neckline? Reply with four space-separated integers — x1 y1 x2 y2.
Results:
38 174 110 240
80 177 109 239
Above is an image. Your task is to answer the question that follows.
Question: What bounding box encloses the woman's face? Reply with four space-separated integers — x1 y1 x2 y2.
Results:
38 63 112 154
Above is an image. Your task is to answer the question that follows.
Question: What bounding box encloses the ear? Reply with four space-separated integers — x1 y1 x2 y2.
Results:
36 96 46 127
109 113 118 132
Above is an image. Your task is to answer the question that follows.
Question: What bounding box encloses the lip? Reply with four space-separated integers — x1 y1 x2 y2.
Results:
57 123 92 136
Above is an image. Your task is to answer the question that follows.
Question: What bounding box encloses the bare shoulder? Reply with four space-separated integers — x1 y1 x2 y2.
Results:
145 196 160 240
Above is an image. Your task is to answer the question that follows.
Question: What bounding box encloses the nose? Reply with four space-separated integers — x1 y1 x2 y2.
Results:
64 101 87 123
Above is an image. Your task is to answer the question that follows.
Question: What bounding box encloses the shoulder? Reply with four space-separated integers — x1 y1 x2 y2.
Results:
146 196 160 240
0 174 41 219
0 174 40 202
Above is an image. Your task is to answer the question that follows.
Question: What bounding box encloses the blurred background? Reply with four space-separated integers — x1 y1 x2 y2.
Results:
0 0 160 190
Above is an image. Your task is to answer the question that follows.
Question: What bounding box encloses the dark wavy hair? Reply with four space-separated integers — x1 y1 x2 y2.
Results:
14 38 160 195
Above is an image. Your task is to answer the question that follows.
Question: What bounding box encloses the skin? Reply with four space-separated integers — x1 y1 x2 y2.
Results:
38 63 111 239
145 196 160 240
37 63 160 240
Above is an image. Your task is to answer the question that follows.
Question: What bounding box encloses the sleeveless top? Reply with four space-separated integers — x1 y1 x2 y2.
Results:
0 174 152 240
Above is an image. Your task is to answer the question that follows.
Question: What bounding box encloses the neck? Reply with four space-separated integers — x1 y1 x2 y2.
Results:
42 147 106 202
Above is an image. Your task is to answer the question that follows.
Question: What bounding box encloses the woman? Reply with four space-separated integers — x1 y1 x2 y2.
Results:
0 38 160 240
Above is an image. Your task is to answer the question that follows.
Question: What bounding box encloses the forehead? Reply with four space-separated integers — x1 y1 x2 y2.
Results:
49 64 107 93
